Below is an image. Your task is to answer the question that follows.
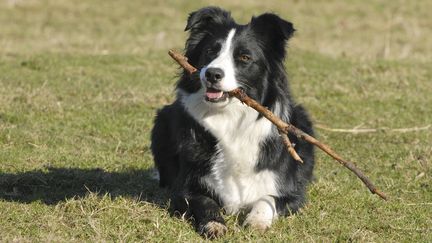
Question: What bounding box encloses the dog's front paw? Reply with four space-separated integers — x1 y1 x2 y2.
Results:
243 214 272 233
243 195 276 233
199 221 228 239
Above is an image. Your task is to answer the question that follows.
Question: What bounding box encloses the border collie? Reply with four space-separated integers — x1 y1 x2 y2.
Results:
151 6 314 238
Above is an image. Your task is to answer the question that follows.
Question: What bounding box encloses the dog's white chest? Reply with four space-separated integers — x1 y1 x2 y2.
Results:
198 102 279 213
203 155 279 214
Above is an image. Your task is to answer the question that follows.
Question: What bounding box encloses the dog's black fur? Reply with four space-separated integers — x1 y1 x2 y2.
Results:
151 7 314 238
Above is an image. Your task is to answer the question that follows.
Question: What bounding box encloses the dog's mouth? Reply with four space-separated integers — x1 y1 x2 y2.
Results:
205 87 229 103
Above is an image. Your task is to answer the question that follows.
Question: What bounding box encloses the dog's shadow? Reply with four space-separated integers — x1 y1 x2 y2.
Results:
0 167 168 206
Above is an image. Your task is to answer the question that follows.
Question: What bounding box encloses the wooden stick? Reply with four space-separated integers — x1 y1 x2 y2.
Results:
279 132 303 163
316 124 431 134
168 50 197 75
168 49 388 201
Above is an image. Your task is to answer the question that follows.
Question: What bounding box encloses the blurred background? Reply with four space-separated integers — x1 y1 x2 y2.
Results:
1 0 431 60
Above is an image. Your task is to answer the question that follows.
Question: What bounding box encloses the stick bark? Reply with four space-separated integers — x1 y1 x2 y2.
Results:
280 132 303 163
316 124 431 134
168 49 388 201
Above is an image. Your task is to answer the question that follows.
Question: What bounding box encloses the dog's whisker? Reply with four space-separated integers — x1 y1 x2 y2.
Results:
237 80 253 90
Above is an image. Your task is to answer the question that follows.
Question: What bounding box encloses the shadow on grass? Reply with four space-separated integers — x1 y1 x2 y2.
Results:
0 167 168 206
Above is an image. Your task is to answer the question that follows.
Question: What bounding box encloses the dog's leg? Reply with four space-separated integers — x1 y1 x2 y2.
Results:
172 194 227 239
151 106 179 188
243 195 277 232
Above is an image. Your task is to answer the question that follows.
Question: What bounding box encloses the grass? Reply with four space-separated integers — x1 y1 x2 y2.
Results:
0 0 431 242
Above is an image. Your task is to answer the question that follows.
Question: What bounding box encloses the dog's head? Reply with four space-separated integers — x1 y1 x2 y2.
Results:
178 7 295 107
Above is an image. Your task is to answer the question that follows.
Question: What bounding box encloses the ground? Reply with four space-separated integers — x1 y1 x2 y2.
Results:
0 0 431 242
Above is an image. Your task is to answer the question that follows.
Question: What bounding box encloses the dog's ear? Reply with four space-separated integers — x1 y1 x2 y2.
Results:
251 13 295 60
251 13 295 41
184 7 234 66
185 6 233 31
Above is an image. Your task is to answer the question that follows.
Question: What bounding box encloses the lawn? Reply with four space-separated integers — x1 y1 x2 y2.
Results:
1 0 431 242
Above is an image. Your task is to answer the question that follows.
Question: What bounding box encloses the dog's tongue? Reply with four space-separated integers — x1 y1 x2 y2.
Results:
206 88 223 99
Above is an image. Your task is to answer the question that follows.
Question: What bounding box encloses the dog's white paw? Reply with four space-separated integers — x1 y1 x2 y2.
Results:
243 211 273 233
243 196 277 233
200 221 227 239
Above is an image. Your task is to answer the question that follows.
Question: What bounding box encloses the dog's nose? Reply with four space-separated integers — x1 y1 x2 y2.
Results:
205 68 224 83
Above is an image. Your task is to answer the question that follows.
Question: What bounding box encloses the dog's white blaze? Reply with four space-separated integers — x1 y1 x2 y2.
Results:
200 29 238 91
180 87 280 214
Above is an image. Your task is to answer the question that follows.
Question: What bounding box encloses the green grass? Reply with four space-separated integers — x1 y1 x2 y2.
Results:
1 0 431 242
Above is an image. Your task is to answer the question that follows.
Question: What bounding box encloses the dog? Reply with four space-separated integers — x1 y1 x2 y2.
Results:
151 6 315 238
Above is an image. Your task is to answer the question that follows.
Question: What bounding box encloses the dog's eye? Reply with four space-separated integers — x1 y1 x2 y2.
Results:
238 54 251 62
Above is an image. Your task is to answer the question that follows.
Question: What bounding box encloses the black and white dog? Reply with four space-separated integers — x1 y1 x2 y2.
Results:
151 7 314 238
